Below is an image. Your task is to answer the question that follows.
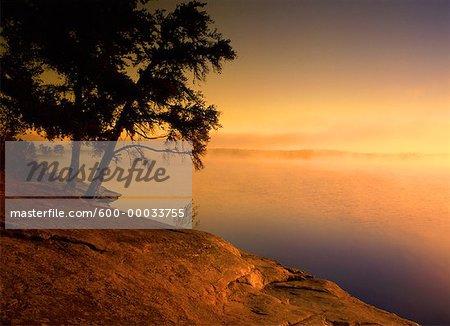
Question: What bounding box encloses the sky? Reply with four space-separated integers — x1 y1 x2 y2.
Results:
21 0 450 153
162 0 449 153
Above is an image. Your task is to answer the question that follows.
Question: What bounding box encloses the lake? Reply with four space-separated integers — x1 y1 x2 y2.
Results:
193 151 450 325
19 143 449 323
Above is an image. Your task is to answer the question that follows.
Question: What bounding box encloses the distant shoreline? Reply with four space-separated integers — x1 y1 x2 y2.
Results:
207 147 450 160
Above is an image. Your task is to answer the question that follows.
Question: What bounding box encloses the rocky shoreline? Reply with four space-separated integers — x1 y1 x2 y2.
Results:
1 228 418 325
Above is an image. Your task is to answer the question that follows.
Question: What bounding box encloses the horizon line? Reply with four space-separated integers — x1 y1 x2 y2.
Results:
207 147 450 156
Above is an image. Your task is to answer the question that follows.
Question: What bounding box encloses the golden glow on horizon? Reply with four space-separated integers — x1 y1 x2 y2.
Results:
19 1 450 154
197 0 450 153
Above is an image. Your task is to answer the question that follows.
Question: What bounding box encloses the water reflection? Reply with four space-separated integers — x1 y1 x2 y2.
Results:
194 151 450 324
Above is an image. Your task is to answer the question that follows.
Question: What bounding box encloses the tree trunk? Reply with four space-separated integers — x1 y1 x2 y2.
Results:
83 91 133 198
65 141 81 192
67 80 83 193
84 140 117 197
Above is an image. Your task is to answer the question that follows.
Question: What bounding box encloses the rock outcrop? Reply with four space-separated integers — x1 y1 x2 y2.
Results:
0 228 418 325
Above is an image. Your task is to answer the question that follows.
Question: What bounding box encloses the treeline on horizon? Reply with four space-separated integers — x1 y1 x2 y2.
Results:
207 148 450 160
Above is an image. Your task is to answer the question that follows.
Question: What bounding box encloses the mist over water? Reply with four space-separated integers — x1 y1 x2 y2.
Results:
194 150 450 324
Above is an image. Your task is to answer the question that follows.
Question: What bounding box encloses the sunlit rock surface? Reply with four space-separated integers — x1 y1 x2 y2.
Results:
0 228 418 325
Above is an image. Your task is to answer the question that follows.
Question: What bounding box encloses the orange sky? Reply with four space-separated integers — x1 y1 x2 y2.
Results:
25 1 450 154
183 0 450 153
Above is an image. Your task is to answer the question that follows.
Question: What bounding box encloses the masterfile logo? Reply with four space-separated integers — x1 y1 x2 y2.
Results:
5 141 193 229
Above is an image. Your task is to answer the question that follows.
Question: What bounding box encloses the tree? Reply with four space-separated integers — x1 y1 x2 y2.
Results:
38 144 52 156
1 0 235 196
1 0 153 190
53 144 65 156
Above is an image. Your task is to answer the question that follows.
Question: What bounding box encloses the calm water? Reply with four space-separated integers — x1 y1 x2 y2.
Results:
194 152 450 325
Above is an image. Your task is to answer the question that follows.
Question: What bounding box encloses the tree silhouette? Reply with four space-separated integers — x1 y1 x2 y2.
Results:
1 0 235 196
